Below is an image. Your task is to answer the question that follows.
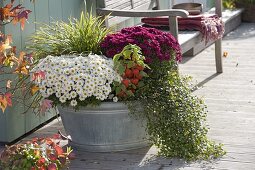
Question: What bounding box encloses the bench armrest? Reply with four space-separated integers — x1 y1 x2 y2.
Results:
96 8 189 39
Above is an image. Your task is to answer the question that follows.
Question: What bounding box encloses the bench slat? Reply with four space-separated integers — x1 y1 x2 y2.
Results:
105 0 132 9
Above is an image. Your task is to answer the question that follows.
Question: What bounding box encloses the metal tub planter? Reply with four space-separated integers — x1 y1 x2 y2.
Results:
58 102 148 152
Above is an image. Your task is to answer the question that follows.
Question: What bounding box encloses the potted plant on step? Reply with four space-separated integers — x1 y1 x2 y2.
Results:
29 12 150 152
31 44 150 152
29 12 225 160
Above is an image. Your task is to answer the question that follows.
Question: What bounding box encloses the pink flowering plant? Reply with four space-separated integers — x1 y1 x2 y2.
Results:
100 26 182 63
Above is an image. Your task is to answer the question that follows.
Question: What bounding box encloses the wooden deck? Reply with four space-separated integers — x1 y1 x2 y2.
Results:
1 23 255 169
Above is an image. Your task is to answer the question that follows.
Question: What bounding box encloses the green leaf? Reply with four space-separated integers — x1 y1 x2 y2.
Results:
140 71 148 77
113 54 121 63
127 61 134 68
121 84 127 91
118 65 125 75
123 50 132 59
138 81 145 88
115 87 121 95
126 90 134 96
131 84 137 89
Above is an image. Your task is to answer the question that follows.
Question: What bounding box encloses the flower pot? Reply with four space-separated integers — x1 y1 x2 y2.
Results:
58 102 148 152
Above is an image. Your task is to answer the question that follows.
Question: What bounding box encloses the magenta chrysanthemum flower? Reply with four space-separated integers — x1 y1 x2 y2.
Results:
100 26 182 63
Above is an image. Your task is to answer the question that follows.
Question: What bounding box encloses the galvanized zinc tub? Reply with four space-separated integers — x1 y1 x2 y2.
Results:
58 102 148 152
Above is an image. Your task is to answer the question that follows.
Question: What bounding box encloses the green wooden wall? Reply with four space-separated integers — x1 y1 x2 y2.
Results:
0 0 85 143
4 0 85 50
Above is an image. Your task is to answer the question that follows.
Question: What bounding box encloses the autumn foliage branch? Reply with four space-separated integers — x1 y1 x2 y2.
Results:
0 0 33 113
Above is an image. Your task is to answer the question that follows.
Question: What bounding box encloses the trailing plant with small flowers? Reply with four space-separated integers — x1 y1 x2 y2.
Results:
0 135 74 170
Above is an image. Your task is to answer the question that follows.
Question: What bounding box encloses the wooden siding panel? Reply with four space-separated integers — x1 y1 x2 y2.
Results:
35 0 50 27
49 0 63 22
20 1 36 49
61 0 83 21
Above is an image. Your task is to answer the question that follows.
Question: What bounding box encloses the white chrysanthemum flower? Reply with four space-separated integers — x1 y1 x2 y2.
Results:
70 91 77 99
56 92 62 98
47 88 54 95
59 96 67 103
79 95 86 101
55 82 62 89
70 99 78 107
64 69 71 75
65 93 72 100
75 87 83 94
70 68 77 75
113 97 118 102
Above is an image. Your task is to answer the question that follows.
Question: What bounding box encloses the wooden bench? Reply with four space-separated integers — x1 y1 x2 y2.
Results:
94 0 223 73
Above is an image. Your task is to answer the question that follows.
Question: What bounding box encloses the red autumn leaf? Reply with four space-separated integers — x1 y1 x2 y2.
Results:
17 9 32 20
5 92 12 106
47 163 57 170
10 4 23 13
32 71 46 82
48 154 58 161
36 157 46 167
54 145 64 156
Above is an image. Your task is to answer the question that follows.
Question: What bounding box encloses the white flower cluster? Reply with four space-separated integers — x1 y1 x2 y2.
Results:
32 54 122 107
